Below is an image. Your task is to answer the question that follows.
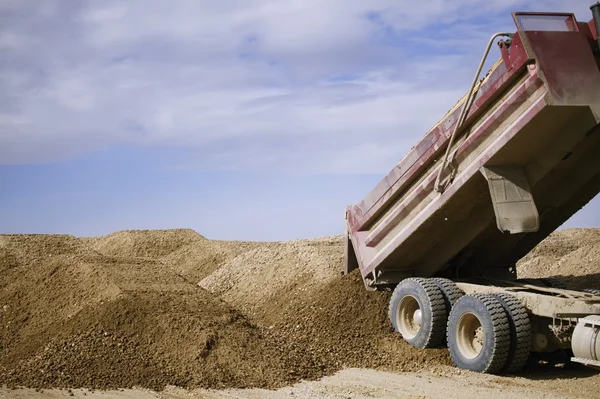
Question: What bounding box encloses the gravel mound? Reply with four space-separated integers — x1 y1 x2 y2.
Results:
200 235 452 376
265 270 452 375
198 237 343 318
163 239 265 282
2 228 599 391
0 235 121 372
84 229 204 258
0 234 295 390
2 290 293 391
517 228 600 290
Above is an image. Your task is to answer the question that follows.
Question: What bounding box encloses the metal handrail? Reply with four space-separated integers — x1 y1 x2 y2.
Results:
434 32 513 193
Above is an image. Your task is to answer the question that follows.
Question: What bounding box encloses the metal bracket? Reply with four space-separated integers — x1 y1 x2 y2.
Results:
571 357 600 368
344 231 359 275
579 315 600 327
373 270 413 286
554 313 600 319
480 165 540 234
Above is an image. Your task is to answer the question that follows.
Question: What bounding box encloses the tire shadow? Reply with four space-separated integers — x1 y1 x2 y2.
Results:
517 350 599 380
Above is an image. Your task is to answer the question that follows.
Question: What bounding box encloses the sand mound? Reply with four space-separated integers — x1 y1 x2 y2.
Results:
2 290 294 391
517 228 600 290
0 233 300 390
0 235 121 370
84 229 204 258
0 234 96 272
163 239 265 282
199 235 452 375
265 270 452 375
3 227 600 391
0 230 450 391
198 236 343 318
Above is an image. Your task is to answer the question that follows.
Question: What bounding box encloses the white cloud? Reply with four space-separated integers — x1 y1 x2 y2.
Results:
0 0 595 172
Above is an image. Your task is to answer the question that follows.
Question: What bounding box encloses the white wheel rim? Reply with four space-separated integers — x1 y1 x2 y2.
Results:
456 312 484 359
397 295 422 339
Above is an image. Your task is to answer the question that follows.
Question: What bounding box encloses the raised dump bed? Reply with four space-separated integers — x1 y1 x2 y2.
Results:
346 11 600 287
345 6 600 375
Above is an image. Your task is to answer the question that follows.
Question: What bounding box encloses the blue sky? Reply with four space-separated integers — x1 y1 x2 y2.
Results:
1 0 598 241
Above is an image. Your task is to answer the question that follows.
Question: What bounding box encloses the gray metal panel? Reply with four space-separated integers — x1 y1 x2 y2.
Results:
571 357 600 367
481 165 540 233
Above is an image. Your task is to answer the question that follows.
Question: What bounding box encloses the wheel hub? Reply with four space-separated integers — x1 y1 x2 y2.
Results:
414 309 422 326
397 295 422 339
456 312 484 360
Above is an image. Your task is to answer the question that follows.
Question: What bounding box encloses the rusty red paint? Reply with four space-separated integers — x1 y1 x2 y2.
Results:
346 11 600 283
349 31 534 234
522 30 600 106
589 20 599 41
350 54 530 233
362 95 547 277
364 73 545 248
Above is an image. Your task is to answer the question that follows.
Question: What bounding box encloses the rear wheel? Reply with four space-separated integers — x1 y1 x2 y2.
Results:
388 278 447 348
493 293 532 373
432 278 464 314
432 278 464 344
447 294 511 373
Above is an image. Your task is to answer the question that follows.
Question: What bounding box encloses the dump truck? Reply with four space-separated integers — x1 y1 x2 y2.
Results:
344 4 600 374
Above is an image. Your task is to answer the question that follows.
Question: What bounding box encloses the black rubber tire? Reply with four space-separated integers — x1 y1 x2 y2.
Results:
388 278 447 349
492 293 532 374
447 294 511 374
432 278 464 313
432 278 464 345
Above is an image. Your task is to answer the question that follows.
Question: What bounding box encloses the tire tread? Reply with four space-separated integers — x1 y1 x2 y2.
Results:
493 293 532 373
388 278 447 348
447 293 510 374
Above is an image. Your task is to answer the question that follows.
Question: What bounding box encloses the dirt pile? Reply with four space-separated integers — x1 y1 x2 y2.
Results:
2 290 294 390
0 235 121 367
263 271 452 375
162 239 265 282
198 236 343 318
517 228 600 290
199 235 452 375
0 234 96 271
87 228 266 282
0 233 298 390
82 229 204 258
2 227 600 391
0 230 450 391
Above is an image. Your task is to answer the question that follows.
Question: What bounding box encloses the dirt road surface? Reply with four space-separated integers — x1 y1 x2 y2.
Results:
3 366 599 398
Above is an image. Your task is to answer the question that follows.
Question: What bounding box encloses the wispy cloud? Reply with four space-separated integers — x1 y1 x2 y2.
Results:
0 0 595 172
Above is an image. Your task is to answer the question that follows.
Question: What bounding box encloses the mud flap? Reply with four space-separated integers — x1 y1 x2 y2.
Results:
480 165 539 234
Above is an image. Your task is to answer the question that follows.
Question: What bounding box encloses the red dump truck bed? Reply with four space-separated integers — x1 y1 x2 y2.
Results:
345 12 600 290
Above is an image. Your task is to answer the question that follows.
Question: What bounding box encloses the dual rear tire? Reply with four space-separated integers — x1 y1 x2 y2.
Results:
389 279 531 374
388 278 447 349
447 294 510 373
